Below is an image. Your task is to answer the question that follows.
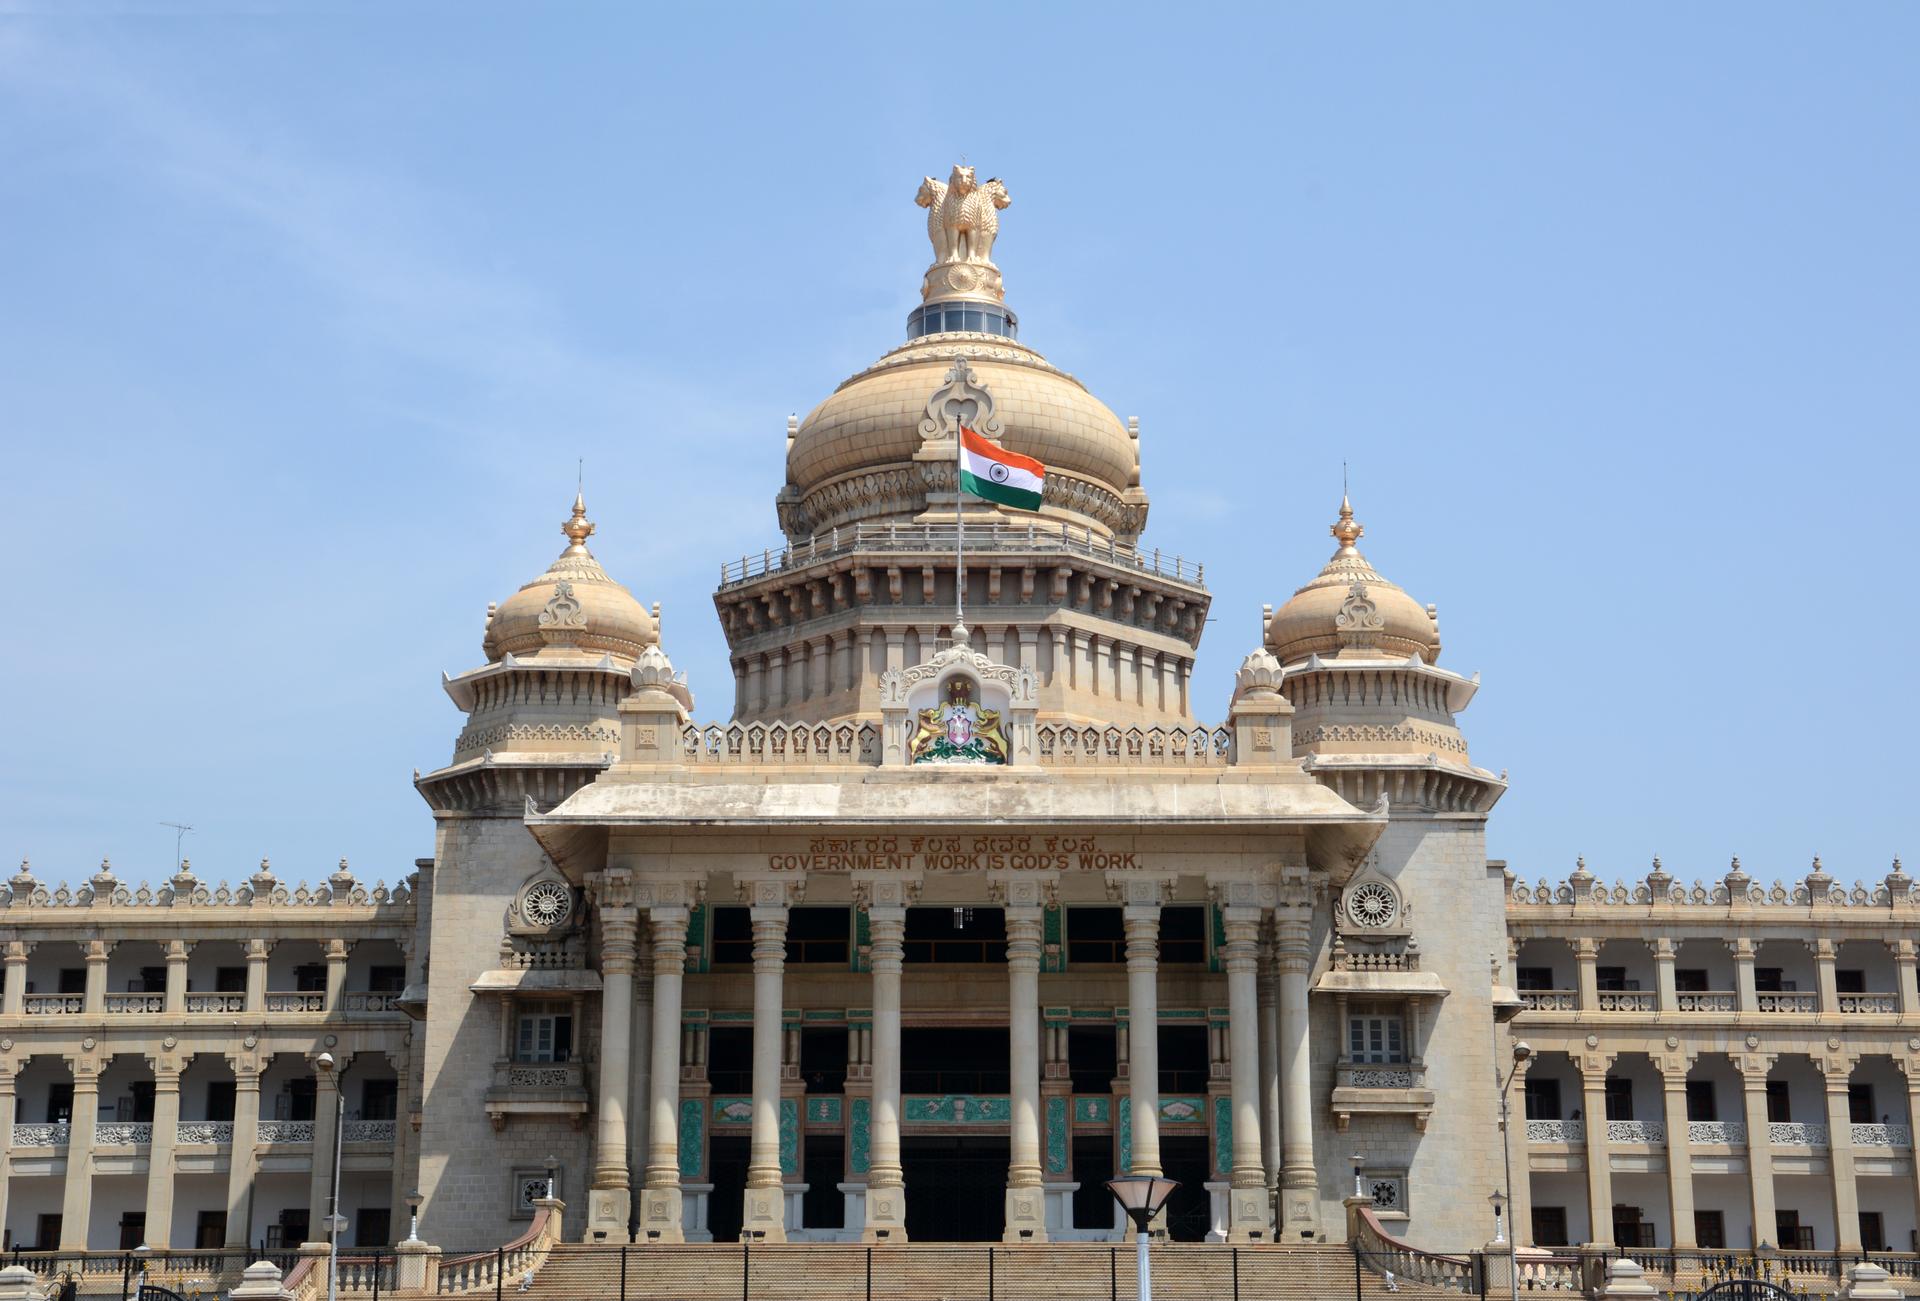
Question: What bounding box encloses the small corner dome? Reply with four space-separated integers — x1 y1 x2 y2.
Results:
483 494 658 662
1265 498 1441 666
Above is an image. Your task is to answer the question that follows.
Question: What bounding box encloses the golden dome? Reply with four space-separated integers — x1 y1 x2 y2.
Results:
1266 497 1441 665
781 338 1145 540
484 493 658 661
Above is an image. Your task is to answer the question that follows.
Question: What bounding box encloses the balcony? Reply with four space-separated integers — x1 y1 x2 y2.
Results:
1526 1119 1584 1143
1675 991 1737 1012
1840 992 1900 1014
343 1119 397 1144
257 1120 315 1143
104 993 166 1014
95 1122 153 1145
1604 1119 1666 1144
1596 991 1657 1013
1767 1121 1830 1146
483 1059 588 1130
1330 1062 1435 1132
1851 1123 1913 1148
340 991 402 1014
264 991 325 1013
1687 1120 1747 1144
186 993 247 1013
1521 990 1579 1012
1757 992 1820 1013
10 1122 70 1147
176 1121 234 1145
23 993 84 1015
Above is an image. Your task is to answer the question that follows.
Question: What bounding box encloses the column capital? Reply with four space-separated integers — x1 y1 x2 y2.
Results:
987 870 1059 912
1106 871 1173 909
852 873 921 912
165 940 191 961
737 877 805 910
1573 936 1600 958
600 904 641 972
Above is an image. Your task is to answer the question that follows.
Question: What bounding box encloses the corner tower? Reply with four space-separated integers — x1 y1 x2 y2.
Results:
716 166 1208 727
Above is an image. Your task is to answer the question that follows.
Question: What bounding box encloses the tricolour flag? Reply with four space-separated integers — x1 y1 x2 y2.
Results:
958 426 1045 511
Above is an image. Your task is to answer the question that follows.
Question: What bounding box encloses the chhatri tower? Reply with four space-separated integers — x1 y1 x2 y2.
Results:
409 162 1511 1248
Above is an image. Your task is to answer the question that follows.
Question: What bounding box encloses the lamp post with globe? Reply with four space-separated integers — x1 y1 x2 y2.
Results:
1107 1176 1179 1301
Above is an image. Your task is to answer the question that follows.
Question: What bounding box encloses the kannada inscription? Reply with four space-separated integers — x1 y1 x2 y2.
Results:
766 835 1141 873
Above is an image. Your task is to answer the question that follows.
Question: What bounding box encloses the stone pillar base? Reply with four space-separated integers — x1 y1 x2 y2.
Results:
637 1186 682 1243
862 1184 907 1242
1226 1184 1271 1242
393 1241 440 1293
1277 1177 1321 1241
742 1185 786 1241
1003 1184 1047 1243
585 1187 631 1242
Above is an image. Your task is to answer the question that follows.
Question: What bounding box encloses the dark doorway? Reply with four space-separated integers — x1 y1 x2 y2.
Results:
1161 1136 1211 1242
709 1135 749 1244
1071 1135 1115 1230
803 1136 845 1229
903 1136 1007 1241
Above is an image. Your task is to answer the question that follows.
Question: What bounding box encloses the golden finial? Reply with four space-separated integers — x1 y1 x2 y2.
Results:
1330 494 1364 553
562 491 596 553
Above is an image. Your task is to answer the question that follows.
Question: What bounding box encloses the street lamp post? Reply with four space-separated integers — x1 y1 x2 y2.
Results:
544 1154 558 1201
1489 1189 1508 1244
1107 1176 1178 1301
404 1190 423 1244
1496 1042 1531 1301
314 1052 349 1301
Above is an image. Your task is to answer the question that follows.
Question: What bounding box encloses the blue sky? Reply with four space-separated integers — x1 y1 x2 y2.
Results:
1 4 1914 893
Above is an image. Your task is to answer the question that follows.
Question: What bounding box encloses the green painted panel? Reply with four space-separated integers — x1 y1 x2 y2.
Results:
1045 1096 1069 1175
853 909 871 973
1042 903 1066 973
803 1096 843 1125
903 1095 1012 1123
1208 903 1226 973
686 904 710 973
1212 1095 1232 1174
1073 1096 1111 1124
678 1098 704 1178
712 1097 753 1124
1159 1096 1206 1123
850 1097 871 1174
1118 1096 1132 1173
779 1098 799 1176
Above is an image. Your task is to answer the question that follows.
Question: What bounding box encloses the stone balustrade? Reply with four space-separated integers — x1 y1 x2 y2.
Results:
23 993 84 1015
1595 990 1657 1012
1526 1118 1584 1143
1851 1122 1913 1148
1756 992 1821 1013
1840 992 1901 1014
103 992 166 1014
1688 1120 1748 1144
264 991 326 1013
1767 1121 1830 1146
343 1119 398 1143
10 1122 70 1147
1521 989 1579 1011
175 1120 234 1144
1674 991 1738 1012
340 990 402 1013
1604 1119 1666 1144
256 1119 315 1144
184 992 248 1013
94 1121 153 1145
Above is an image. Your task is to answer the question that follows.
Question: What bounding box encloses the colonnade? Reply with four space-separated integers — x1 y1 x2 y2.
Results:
584 872 1320 1244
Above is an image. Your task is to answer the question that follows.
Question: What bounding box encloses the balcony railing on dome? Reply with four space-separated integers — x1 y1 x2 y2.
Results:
679 720 1235 769
717 523 1207 589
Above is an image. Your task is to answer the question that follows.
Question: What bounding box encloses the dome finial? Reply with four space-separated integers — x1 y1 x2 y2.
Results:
1330 494 1364 554
562 491 596 554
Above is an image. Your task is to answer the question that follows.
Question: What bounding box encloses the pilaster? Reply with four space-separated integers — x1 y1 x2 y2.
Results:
1823 1059 1862 1251
59 1057 99 1250
1577 1052 1614 1247
590 885 639 1241
1738 1055 1777 1248
1658 1058 1695 1248
143 1058 185 1248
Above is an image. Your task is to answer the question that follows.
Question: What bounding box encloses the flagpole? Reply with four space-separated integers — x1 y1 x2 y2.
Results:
955 422 966 632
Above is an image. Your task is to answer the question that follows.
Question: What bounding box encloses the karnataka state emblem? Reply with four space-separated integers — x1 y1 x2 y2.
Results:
908 677 1009 765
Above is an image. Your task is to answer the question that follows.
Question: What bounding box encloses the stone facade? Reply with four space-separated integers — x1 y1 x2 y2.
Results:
0 164 1904 1266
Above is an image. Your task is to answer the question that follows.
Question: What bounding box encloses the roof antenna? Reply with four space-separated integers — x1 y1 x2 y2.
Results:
1343 460 1349 499
160 821 193 872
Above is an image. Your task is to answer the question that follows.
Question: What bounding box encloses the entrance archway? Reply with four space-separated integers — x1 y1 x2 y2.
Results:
903 1136 1008 1241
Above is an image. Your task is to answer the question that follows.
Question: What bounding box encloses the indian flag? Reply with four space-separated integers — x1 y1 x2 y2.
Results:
959 426 1045 511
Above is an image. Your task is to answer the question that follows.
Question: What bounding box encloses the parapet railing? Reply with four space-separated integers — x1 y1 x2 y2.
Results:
718 523 1207 589
435 1201 561 1295
678 721 1236 769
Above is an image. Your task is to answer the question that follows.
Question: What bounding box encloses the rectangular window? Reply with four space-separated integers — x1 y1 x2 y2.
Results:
128 1080 156 1122
360 1079 399 1121
1685 1081 1717 1122
1530 1207 1568 1248
1612 1205 1653 1248
57 968 85 994
1515 966 1554 992
1347 1010 1405 1065
1595 966 1628 992
903 907 1007 964
1067 907 1125 965
1694 1210 1726 1250
368 965 406 993
1836 969 1867 994
46 1082 73 1124
118 1213 146 1251
354 1208 390 1247
706 1027 752 1094
215 966 247 993
293 963 327 993
1860 1212 1887 1253
1776 1210 1813 1251
710 907 753 965
515 1003 575 1063
1524 1077 1561 1121
136 966 166 993
1067 1025 1118 1095
1849 1083 1875 1125
1604 1077 1634 1121
1765 1080 1791 1123
1157 906 1206 964
1755 967 1785 993
34 1215 61 1252
1674 969 1709 993
799 1027 848 1095
786 908 851 965
286 1077 316 1121
195 1210 225 1249
205 1081 236 1122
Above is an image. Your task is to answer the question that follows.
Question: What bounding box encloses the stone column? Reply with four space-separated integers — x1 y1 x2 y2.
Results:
144 1062 183 1248
0 1067 15 1246
1733 939 1758 1014
1893 941 1920 1016
1653 938 1677 1013
1257 931 1281 1206
743 905 789 1240
640 906 689 1241
1274 907 1320 1239
626 930 655 1230
1825 1065 1863 1251
163 942 190 1014
1660 1059 1695 1248
1738 1058 1778 1248
225 1063 261 1246
1574 937 1599 1013
746 656 766 715
1578 1056 1614 1246
324 940 348 1014
864 903 908 1240
306 1054 341 1245
1222 906 1269 1240
1 943 24 1015
59 1061 99 1250
1815 940 1840 1015
590 902 639 1240
1003 902 1046 1241
83 941 108 1015
245 939 270 1013
767 650 787 714
1124 905 1163 1180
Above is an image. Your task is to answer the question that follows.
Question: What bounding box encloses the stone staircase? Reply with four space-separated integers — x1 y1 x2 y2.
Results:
523 1242 1466 1301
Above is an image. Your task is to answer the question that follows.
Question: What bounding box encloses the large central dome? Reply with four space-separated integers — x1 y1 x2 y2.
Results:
775 166 1148 545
